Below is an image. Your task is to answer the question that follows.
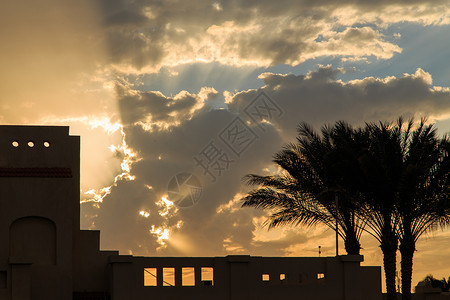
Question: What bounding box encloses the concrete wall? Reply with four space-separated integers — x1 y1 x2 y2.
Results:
72 230 118 293
108 254 382 300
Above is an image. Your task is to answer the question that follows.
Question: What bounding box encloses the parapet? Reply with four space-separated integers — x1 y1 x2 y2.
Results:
0 125 79 169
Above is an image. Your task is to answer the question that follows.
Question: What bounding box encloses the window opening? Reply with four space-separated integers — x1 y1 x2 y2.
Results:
182 267 195 286
144 268 157 286
201 267 214 286
163 268 175 286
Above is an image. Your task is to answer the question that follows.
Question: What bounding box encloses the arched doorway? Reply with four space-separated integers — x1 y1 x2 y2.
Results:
9 216 56 265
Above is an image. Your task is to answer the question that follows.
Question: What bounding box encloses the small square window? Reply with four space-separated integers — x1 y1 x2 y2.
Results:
280 273 286 281
262 274 270 281
163 268 175 286
317 273 325 279
182 267 195 286
201 267 214 286
144 268 157 286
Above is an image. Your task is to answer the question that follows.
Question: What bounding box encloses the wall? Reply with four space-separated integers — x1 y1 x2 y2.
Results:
109 254 382 300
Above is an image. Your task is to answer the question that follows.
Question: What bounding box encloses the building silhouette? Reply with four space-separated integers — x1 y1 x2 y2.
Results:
0 125 382 300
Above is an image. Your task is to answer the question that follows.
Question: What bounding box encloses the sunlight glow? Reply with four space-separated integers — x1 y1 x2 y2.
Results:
110 127 140 181
81 125 140 203
176 220 183 228
157 196 177 217
87 118 122 135
139 210 150 218
151 225 170 246
42 116 122 136
81 186 111 203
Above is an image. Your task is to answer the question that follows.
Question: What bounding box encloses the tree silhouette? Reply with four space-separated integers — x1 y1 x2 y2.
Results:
386 119 449 300
420 275 450 292
242 121 367 255
241 118 449 300
355 119 409 300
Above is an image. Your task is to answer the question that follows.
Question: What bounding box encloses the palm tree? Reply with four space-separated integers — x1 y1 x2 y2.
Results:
242 121 367 255
332 118 449 300
355 119 411 300
241 117 449 300
242 120 401 299
421 275 450 292
388 119 450 300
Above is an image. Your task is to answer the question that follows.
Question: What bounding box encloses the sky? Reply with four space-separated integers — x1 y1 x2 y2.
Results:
1 0 450 292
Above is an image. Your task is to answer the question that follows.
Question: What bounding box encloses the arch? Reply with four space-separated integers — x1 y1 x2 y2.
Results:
9 216 56 265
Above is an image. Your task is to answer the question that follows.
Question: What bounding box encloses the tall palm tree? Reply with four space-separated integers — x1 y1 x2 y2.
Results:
355 119 411 300
318 118 448 300
329 118 448 300
242 121 367 255
241 117 449 300
388 119 450 300
242 120 401 299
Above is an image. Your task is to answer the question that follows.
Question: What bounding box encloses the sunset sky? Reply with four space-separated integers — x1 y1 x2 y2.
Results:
1 0 450 291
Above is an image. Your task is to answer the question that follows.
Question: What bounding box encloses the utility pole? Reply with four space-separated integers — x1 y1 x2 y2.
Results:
335 194 339 257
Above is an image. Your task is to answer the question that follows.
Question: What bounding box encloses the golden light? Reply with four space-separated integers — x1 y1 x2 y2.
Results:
157 196 177 217
139 210 150 218
150 225 170 246
82 187 112 204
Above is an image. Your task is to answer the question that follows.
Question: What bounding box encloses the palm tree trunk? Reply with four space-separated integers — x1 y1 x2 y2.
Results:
344 239 360 255
381 237 398 300
344 224 361 255
400 241 415 300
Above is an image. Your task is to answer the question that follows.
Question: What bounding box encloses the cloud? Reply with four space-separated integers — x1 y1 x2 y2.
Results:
85 83 286 256
85 65 450 259
229 66 450 139
311 27 402 60
92 0 449 71
117 83 214 129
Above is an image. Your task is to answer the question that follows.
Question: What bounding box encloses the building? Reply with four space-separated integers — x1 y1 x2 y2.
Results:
0 125 382 300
